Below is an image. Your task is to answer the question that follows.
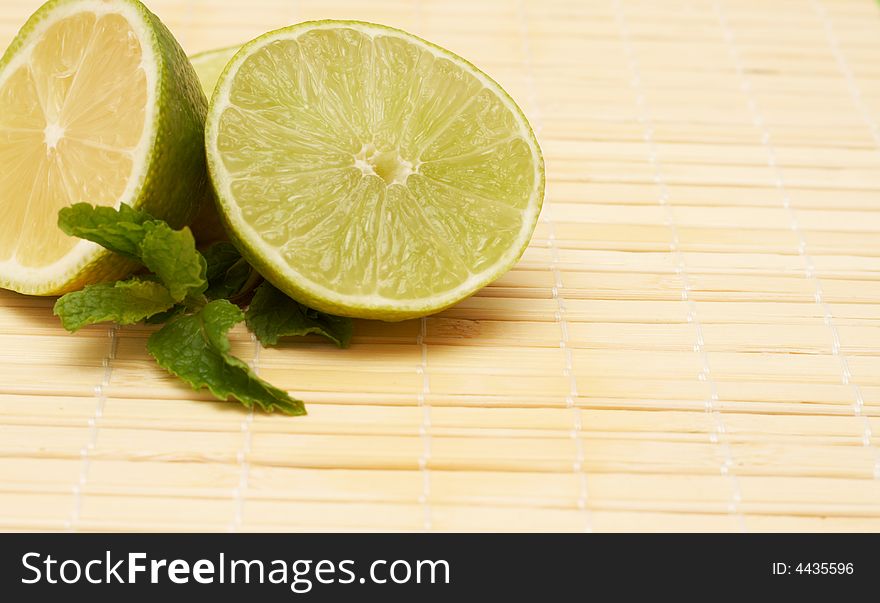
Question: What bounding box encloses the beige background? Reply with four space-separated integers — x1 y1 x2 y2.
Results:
1 0 880 531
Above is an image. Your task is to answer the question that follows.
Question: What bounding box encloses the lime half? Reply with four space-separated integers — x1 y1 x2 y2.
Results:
206 21 543 320
0 0 207 295
190 45 239 97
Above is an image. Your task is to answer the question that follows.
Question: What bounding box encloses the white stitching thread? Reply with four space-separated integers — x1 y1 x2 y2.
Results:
809 0 878 479
66 325 118 531
613 0 745 531
518 0 591 532
230 0 308 534
813 0 880 150
416 317 433 531
716 0 876 479
411 0 433 532
229 333 258 532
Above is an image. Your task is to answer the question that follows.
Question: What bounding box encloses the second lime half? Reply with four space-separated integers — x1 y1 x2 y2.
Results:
205 21 544 320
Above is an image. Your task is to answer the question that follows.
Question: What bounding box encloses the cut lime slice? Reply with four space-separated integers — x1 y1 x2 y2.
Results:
0 0 207 295
206 21 543 320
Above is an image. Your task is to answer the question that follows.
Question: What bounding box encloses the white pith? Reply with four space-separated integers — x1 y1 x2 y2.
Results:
353 143 417 186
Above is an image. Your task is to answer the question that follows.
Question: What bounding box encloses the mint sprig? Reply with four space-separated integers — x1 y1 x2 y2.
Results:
57 203 207 305
52 204 352 415
148 299 304 415
57 203 154 260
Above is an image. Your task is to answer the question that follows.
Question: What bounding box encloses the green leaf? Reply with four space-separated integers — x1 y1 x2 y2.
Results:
58 203 206 302
246 281 353 348
143 304 185 325
53 279 177 332
147 299 305 415
202 242 257 300
58 203 154 260
139 223 207 301
203 242 242 282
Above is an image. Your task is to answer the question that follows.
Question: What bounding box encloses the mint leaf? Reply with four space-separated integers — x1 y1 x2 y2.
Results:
58 203 153 260
58 203 206 302
203 242 242 280
147 299 305 415
143 304 185 325
139 223 206 301
53 279 176 332
54 205 347 416
203 242 258 301
246 281 353 348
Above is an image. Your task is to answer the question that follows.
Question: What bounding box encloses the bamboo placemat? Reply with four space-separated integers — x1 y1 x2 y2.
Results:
2 0 880 532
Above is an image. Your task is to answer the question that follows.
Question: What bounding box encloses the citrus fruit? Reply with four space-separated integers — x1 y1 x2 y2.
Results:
0 0 207 295
206 21 543 321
